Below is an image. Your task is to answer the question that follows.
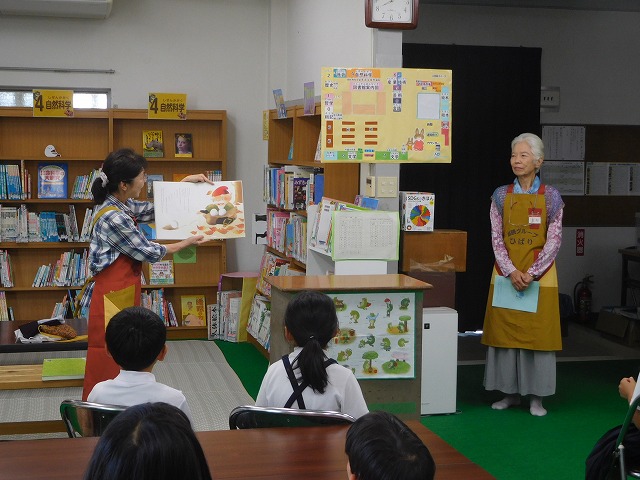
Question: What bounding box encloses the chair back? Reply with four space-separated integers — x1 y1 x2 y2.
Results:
60 399 127 438
613 394 640 478
229 405 355 429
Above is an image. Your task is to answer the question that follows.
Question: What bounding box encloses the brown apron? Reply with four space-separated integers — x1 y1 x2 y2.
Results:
82 207 142 400
482 185 561 351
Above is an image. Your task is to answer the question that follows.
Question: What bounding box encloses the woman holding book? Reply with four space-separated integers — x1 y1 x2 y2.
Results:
481 133 564 417
81 148 211 400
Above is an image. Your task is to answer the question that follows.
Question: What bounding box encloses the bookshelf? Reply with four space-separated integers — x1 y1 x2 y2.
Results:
247 103 361 355
0 107 227 339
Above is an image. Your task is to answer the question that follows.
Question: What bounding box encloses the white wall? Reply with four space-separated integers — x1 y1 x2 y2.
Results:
403 4 640 309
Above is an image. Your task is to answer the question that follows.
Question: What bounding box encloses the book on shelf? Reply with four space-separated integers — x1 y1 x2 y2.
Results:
142 130 164 158
216 290 241 341
174 133 193 158
0 206 19 242
273 88 286 119
139 222 156 240
207 303 218 340
247 294 271 350
6 164 23 200
41 358 86 381
146 174 164 199
37 162 68 199
149 259 174 285
180 294 206 327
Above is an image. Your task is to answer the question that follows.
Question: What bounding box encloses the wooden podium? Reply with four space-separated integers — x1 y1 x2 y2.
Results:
266 274 431 420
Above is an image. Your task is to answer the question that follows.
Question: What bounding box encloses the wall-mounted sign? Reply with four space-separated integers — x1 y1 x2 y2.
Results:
321 67 452 163
148 93 187 120
32 90 74 118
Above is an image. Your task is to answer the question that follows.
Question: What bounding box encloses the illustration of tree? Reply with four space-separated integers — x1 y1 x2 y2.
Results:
362 350 379 373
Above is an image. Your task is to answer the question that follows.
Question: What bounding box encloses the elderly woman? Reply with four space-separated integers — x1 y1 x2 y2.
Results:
481 132 564 417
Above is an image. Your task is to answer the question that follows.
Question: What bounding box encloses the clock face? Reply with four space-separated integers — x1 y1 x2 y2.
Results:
371 0 413 23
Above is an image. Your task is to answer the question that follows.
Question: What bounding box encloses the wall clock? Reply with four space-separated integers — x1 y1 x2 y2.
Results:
365 0 419 30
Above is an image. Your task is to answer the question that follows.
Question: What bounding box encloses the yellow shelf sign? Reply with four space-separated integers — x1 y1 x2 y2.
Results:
32 90 74 118
148 93 187 120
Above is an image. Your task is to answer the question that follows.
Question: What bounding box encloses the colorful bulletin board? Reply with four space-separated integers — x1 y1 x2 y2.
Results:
321 67 452 163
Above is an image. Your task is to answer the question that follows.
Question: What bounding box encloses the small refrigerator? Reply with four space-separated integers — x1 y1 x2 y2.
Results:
421 307 458 415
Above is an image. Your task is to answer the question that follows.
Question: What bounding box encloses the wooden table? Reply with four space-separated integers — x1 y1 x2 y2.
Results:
0 318 87 353
0 421 493 479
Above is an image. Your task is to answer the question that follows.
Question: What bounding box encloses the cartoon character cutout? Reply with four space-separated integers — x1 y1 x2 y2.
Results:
412 128 425 151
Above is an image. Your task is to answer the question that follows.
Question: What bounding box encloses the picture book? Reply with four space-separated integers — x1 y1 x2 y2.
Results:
180 294 206 327
37 162 68 199
41 357 86 381
273 88 286 119
149 259 174 285
174 133 193 158
154 180 245 241
142 130 164 158
146 174 164 198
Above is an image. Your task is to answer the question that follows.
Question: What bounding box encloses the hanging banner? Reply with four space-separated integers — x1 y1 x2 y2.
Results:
32 90 74 118
321 67 452 163
148 93 187 120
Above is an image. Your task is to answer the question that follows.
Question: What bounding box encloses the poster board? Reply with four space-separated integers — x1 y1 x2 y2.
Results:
320 67 452 163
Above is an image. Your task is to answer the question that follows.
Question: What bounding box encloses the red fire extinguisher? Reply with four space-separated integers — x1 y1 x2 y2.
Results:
573 275 593 323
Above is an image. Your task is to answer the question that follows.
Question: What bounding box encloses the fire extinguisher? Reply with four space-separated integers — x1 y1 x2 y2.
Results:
573 275 593 323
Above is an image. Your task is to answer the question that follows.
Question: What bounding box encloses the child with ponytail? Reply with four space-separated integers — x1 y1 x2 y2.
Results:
255 290 368 419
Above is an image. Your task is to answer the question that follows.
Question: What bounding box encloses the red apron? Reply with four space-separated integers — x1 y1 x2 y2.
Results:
82 254 141 400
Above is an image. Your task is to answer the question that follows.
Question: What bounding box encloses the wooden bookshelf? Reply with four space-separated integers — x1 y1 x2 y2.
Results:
0 107 227 338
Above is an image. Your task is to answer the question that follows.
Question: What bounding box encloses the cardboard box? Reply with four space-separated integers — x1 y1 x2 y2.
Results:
596 307 640 347
400 191 435 232
401 230 467 272
216 272 258 342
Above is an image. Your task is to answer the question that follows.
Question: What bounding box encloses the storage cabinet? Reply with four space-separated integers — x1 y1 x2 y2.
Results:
0 107 227 339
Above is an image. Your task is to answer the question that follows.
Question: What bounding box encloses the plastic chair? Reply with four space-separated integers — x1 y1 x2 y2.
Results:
611 395 640 479
229 405 355 430
60 399 127 438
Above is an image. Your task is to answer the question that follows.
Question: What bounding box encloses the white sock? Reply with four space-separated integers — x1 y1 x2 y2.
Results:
491 394 521 410
530 395 547 416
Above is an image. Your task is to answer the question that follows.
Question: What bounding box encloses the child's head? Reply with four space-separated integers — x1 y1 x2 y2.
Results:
105 306 166 371
345 411 435 480
83 402 212 480
284 290 339 394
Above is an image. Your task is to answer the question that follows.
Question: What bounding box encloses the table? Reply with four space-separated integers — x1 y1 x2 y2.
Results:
619 247 640 305
0 421 494 480
0 318 87 353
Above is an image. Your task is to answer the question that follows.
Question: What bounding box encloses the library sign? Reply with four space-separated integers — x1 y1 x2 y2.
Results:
32 90 74 118
148 93 187 120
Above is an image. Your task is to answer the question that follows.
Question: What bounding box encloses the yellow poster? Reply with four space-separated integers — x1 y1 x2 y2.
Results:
320 67 452 163
32 90 74 118
148 93 187 120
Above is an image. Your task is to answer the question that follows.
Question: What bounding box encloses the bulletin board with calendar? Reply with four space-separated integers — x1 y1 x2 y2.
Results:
320 67 452 164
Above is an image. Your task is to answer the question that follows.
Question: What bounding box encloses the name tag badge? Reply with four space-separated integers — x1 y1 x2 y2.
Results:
529 208 542 229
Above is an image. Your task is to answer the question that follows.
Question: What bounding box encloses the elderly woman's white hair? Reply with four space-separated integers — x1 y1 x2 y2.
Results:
512 133 544 172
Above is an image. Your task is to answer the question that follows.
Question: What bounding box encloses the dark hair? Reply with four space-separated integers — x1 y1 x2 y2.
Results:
345 411 435 480
105 306 166 371
83 402 212 480
284 290 338 393
92 148 147 204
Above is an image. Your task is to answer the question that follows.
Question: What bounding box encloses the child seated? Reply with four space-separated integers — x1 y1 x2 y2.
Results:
83 402 211 480
345 411 435 480
87 306 192 422
255 290 368 419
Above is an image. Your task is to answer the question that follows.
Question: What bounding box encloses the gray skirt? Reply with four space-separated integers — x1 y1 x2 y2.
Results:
483 346 556 397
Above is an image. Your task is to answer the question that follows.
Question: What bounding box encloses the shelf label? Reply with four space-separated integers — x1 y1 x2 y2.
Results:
148 93 187 120
33 90 74 118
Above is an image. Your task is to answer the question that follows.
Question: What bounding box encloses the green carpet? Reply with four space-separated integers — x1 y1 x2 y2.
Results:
422 360 640 479
214 340 268 400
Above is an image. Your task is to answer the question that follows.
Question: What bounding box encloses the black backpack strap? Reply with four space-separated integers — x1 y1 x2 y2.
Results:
282 354 307 409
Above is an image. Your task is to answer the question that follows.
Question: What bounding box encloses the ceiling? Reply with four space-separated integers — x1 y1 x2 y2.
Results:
422 0 640 12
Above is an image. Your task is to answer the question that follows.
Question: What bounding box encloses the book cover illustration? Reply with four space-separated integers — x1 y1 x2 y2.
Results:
142 130 164 158
181 294 206 326
273 88 286 119
146 174 164 198
175 133 193 158
149 259 174 285
37 162 68 199
154 180 245 240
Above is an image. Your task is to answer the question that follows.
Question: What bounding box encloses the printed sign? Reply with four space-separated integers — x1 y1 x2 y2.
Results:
33 90 74 118
148 93 187 120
